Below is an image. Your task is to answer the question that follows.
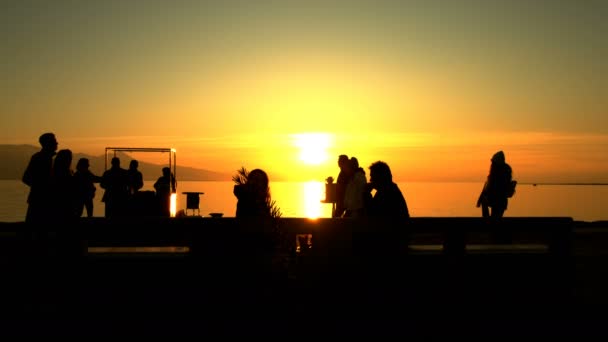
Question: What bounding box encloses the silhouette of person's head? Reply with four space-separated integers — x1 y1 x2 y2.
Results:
130 160 139 170
76 158 90 172
54 149 73 171
111 157 120 168
344 156 359 176
350 157 360 170
39 132 58 152
491 150 506 164
338 154 349 169
369 161 393 188
248 169 269 192
162 167 171 177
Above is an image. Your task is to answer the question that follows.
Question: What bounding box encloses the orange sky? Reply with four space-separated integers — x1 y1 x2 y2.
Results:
2 1 607 183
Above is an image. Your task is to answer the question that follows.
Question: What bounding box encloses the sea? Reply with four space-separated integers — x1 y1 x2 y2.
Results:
1 180 607 223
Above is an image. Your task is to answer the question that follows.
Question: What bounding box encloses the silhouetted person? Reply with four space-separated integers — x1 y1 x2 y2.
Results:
366 161 410 218
234 168 272 218
154 167 176 217
50 149 80 224
100 157 130 218
50 149 85 305
343 157 369 218
334 154 349 218
232 168 288 294
477 150 513 220
74 158 102 218
126 159 145 215
22 132 58 223
127 159 144 196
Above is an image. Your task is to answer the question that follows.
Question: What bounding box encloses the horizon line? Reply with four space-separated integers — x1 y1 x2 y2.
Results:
520 182 608 186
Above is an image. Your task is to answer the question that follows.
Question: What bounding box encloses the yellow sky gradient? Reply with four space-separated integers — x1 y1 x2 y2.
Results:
2 2 607 183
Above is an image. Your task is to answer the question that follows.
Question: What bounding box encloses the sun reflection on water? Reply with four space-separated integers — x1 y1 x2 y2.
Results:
303 181 323 219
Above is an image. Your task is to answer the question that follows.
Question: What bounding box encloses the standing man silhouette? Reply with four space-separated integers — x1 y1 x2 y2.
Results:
334 154 350 218
154 167 176 217
127 159 144 196
343 157 368 218
100 157 130 218
22 132 58 223
74 157 102 218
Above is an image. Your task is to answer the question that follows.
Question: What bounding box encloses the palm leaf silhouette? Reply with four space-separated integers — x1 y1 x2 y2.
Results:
232 166 249 185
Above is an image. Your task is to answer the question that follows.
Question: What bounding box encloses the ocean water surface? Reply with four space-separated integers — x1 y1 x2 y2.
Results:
2 180 607 223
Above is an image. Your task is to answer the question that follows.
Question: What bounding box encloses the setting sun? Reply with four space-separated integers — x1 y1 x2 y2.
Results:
293 133 332 165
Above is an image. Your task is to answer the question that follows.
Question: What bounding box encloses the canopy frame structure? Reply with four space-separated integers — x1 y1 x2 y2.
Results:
104 147 177 191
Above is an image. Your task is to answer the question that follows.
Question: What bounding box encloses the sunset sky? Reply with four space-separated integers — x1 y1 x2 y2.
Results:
2 1 607 182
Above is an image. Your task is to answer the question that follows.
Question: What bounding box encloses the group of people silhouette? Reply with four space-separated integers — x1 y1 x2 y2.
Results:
333 154 410 219
22 132 514 222
22 132 177 223
332 151 514 220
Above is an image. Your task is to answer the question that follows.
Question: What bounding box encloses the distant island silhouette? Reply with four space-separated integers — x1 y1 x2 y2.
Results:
0 144 231 181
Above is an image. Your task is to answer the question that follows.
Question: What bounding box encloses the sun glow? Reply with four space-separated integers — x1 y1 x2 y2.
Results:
293 133 332 165
303 181 323 219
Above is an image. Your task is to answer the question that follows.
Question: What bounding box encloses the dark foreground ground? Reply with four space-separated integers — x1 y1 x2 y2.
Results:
1 218 607 338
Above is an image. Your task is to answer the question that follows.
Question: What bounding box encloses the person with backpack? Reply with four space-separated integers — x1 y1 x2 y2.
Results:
476 150 515 220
